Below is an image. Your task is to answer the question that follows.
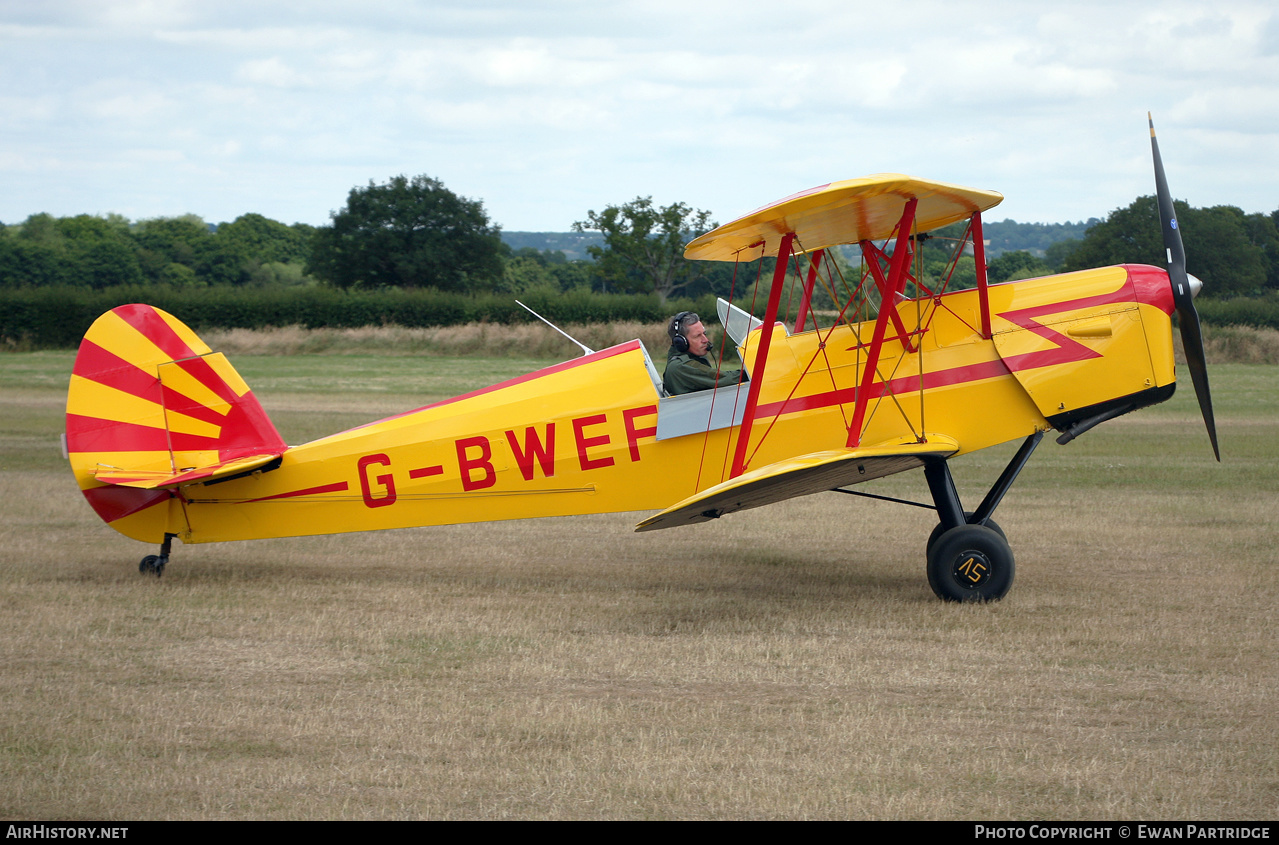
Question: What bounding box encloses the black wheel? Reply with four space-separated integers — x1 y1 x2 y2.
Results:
926 524 1014 602
139 555 160 575
926 511 1005 557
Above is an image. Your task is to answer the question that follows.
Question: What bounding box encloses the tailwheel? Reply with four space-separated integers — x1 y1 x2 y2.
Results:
926 512 1005 557
926 524 1014 602
138 533 174 578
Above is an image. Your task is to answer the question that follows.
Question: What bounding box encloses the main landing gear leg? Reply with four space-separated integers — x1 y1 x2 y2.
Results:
922 433 1042 602
138 533 176 578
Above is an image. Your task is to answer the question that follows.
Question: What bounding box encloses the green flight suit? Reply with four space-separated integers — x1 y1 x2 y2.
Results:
662 345 745 395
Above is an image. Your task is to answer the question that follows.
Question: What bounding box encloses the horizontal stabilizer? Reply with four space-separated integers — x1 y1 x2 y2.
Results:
635 435 958 532
93 452 283 490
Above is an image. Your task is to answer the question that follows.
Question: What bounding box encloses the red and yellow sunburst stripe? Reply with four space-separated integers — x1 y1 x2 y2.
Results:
66 304 287 542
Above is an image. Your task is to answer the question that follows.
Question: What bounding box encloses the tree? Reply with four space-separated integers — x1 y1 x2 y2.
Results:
987 250 1049 283
217 213 312 265
1242 211 1279 291
306 175 503 291
499 247 594 293
573 197 715 303
133 215 211 268
0 213 143 288
913 222 978 290
1185 205 1267 297
77 239 145 288
1062 196 1267 297
500 254 558 293
982 218 1097 254
1044 238 1082 271
133 215 254 287
0 237 69 288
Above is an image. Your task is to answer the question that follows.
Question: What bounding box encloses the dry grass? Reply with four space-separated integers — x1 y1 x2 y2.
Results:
1174 323 1279 365
1200 324 1279 365
2 353 1276 819
203 321 677 359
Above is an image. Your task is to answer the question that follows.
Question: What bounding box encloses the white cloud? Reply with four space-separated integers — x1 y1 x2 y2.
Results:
237 57 310 88
87 91 172 120
1 0 1276 229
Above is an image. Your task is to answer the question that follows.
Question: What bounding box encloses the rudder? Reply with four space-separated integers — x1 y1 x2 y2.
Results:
66 304 287 543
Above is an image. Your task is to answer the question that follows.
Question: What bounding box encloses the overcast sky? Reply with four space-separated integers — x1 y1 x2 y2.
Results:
2 0 1276 233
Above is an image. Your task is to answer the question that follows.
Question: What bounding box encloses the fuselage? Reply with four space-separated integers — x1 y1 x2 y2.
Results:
70 264 1177 546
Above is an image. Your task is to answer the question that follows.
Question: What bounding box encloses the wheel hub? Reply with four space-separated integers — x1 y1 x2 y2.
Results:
950 549 992 590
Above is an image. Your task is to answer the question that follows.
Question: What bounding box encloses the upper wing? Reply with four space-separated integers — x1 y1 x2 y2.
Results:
635 435 959 532
684 175 1003 262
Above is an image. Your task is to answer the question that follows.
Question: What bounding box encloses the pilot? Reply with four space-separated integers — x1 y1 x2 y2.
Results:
662 311 745 396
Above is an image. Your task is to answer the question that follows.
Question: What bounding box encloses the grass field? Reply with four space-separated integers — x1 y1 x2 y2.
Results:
1 349 1276 819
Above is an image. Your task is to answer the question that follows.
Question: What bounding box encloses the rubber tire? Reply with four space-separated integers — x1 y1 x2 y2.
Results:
926 524 1014 602
139 555 160 575
926 512 1005 557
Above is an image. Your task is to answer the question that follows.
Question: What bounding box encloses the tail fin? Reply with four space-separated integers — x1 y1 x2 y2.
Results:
66 304 287 543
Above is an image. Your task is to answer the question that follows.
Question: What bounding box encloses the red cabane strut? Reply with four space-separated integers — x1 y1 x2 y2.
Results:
727 204 991 477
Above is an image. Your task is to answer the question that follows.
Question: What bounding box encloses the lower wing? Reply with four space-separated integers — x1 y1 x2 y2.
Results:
635 435 958 532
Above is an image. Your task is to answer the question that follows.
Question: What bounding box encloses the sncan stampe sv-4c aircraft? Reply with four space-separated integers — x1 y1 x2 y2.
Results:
66 118 1218 600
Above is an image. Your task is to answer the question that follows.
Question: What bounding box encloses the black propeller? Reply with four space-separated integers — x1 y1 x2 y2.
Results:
1149 113 1220 461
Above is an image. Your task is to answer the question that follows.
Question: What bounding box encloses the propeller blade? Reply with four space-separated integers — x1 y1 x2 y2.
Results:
1149 113 1220 461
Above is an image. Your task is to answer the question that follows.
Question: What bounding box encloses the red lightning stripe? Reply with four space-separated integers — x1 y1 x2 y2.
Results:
991 290 1129 372
754 283 1138 421
240 482 350 503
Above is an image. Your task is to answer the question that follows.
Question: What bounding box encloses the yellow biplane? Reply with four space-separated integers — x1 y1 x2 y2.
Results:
65 119 1217 600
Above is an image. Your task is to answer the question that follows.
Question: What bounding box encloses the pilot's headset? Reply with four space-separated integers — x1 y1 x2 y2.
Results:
670 311 698 353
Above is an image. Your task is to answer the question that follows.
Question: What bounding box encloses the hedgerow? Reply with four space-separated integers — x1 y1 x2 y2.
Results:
0 285 720 349
1195 294 1279 331
8 283 1275 350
